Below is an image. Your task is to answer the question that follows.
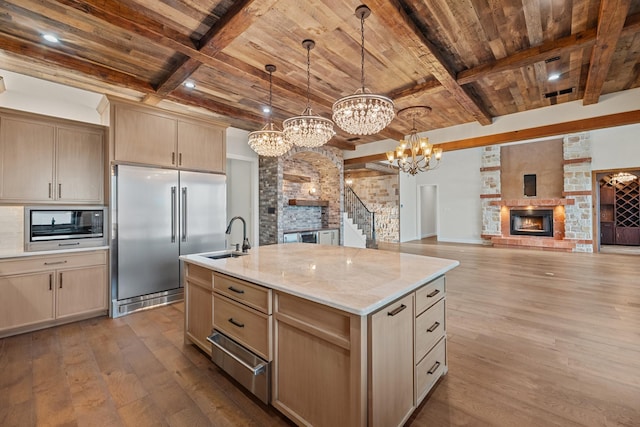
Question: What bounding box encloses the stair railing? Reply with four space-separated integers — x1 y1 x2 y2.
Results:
344 186 376 248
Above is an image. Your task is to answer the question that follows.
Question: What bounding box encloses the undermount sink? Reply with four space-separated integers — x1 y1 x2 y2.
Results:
206 251 248 260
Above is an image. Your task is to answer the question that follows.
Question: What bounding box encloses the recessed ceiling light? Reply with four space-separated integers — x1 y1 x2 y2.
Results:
548 73 560 81
42 34 59 43
183 81 196 89
262 106 271 113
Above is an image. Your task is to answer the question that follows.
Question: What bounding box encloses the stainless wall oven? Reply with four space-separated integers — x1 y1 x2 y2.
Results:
24 206 107 251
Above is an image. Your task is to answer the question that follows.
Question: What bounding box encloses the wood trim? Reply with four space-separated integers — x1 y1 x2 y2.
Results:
563 157 592 165
480 194 501 199
480 166 501 172
344 110 640 164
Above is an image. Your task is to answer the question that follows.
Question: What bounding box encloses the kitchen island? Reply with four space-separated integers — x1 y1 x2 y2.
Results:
180 243 459 427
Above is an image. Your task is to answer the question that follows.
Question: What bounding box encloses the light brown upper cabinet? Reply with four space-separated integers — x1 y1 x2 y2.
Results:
0 111 105 204
111 100 226 173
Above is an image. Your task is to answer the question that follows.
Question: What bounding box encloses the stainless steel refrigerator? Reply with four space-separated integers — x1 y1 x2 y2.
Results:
110 164 226 317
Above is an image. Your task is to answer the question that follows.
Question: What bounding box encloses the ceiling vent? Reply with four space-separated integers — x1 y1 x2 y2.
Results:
544 87 574 98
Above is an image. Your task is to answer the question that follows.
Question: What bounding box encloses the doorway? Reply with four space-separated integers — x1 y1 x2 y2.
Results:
418 184 438 240
226 157 258 249
595 169 640 253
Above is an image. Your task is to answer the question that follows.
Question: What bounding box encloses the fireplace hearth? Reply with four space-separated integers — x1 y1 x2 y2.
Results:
510 209 553 237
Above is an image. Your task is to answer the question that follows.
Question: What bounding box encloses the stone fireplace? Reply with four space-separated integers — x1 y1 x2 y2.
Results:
480 133 594 252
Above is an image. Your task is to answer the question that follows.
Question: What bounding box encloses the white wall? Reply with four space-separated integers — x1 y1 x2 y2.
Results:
591 124 640 171
0 69 103 123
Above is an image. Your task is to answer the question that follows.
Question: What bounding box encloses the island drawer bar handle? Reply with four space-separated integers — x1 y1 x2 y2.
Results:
59 273 63 289
228 318 245 328
427 361 441 375
387 304 407 316
48 183 52 198
427 321 440 333
207 333 266 376
427 289 440 298
58 183 62 198
228 286 245 294
44 260 67 266
49 274 53 291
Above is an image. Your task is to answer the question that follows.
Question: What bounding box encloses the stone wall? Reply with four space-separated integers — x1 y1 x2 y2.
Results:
480 146 501 240
258 145 343 245
349 174 399 243
563 133 593 252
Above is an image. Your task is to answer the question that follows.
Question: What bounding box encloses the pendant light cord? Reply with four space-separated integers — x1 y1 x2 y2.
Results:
268 69 273 123
360 13 366 92
306 44 311 109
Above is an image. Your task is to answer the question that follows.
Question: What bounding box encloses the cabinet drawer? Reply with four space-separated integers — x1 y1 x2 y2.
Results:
415 275 445 316
0 251 107 276
213 294 271 360
213 273 271 314
185 263 213 290
415 337 446 404
415 298 445 361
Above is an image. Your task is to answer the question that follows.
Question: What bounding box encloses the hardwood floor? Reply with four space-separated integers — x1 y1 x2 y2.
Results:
2 242 639 426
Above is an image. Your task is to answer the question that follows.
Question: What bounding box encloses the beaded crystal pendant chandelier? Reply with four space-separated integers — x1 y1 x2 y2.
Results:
332 5 395 135
283 40 335 147
248 65 292 157
386 106 443 175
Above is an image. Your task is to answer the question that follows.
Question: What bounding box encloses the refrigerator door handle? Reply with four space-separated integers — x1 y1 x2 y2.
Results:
181 187 188 242
171 186 177 243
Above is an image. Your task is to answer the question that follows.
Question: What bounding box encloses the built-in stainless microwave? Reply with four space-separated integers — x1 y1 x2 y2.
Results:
24 206 108 252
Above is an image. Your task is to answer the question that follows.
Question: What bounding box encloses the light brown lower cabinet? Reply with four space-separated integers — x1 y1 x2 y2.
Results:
0 250 108 337
184 263 214 354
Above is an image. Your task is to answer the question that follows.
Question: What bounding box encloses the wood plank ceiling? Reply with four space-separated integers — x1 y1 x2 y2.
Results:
0 0 639 150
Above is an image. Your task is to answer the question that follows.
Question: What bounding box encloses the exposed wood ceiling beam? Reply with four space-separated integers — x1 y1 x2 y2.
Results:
367 0 493 126
583 0 632 105
155 0 273 96
386 78 443 101
0 34 154 92
457 28 597 86
344 110 640 164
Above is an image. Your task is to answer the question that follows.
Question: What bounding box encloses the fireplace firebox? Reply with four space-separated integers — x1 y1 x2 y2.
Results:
510 209 553 237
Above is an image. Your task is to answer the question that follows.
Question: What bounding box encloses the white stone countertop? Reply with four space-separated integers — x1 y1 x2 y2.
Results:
180 243 459 316
0 246 110 259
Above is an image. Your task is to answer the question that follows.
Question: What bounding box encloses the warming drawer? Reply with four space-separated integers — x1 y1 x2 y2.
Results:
207 331 271 404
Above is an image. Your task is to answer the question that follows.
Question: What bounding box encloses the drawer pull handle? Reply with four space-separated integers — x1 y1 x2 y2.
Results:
228 318 245 328
427 289 440 298
427 321 440 333
228 286 245 294
44 260 68 266
427 361 441 375
387 304 407 316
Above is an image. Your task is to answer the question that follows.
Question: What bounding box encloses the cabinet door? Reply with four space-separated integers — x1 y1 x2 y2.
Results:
177 120 225 173
56 265 107 319
0 117 55 201
0 272 55 330
318 230 333 245
185 279 213 355
56 126 104 203
113 104 177 167
369 293 415 427
601 222 614 245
